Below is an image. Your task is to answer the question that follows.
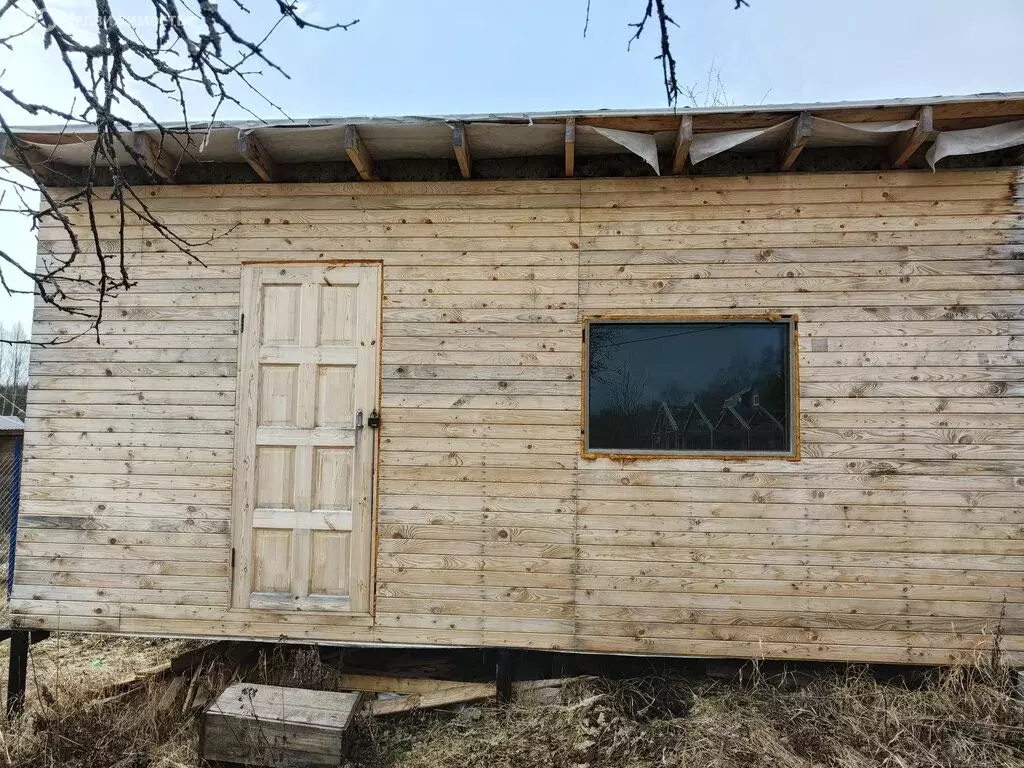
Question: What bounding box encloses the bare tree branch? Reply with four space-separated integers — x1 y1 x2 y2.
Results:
0 0 750 347
624 0 751 107
0 0 357 345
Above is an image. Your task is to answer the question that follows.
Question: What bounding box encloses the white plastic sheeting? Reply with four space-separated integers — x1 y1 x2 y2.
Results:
689 117 921 165
689 119 796 165
585 126 662 175
807 117 919 146
926 120 1024 169
10 111 1024 175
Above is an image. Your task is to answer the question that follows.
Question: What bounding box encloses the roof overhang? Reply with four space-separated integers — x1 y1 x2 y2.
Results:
4 92 1024 184
0 415 24 435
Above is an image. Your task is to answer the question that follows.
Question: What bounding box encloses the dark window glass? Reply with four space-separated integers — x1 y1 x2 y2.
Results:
586 320 794 455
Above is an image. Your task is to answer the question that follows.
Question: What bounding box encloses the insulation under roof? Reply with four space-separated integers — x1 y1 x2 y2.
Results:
4 92 1024 181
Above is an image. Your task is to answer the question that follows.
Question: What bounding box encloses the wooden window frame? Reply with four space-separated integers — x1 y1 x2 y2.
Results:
580 313 801 461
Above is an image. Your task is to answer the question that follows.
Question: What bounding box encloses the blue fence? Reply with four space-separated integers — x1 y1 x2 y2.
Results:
1 432 22 605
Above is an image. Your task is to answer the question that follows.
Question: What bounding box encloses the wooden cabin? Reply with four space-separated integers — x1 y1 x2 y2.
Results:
5 93 1024 665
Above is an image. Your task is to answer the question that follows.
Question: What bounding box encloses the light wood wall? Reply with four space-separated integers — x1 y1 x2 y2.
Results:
13 168 1024 665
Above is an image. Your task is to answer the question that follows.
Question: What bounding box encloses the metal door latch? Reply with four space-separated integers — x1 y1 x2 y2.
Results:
355 409 364 430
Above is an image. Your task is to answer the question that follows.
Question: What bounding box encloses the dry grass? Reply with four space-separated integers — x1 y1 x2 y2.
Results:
0 640 366 767
0 637 1021 768
0 634 205 767
354 660 1024 768
0 634 198 699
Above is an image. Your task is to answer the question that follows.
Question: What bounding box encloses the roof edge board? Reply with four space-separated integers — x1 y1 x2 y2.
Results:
9 91 1024 136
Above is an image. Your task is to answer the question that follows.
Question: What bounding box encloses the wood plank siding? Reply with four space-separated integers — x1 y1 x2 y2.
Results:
13 168 1024 665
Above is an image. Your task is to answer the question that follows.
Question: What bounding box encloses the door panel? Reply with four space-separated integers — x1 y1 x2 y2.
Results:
233 263 380 614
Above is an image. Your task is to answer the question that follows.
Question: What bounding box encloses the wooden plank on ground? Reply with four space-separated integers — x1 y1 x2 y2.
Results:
369 682 497 715
336 673 471 694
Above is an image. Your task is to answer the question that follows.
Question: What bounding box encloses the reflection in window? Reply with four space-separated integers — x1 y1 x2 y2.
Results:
585 319 796 456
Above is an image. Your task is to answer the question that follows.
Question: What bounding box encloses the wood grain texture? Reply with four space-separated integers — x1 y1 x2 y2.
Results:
14 168 1024 666
202 683 361 767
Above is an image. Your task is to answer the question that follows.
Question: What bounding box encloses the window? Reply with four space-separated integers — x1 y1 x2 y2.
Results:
584 317 798 457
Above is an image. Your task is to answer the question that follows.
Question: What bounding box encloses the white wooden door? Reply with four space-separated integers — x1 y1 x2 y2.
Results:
232 263 380 614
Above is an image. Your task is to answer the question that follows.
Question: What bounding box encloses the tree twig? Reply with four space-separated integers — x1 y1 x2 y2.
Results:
0 0 356 345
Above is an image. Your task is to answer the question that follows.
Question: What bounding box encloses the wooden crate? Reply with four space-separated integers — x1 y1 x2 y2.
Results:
201 683 362 767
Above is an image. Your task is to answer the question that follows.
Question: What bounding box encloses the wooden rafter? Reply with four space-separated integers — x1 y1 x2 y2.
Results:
670 115 693 174
132 132 177 182
565 118 576 178
451 122 472 179
344 125 375 181
890 106 936 168
0 134 57 184
237 129 276 183
780 112 813 172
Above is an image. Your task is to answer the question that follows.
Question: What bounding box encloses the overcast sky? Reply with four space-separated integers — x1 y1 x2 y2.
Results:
2 0 1023 329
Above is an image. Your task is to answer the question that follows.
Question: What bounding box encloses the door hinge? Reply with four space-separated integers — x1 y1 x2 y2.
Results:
230 547 235 569
239 313 245 334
